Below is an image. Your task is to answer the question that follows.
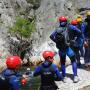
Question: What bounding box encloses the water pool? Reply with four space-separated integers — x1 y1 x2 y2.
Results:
19 66 41 90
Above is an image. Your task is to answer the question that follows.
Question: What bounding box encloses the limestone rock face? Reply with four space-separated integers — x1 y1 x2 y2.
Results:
32 0 90 50
0 0 35 69
0 0 90 89
0 0 90 69
0 0 90 58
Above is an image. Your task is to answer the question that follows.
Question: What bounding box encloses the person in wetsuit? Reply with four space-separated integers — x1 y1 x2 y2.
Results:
34 50 62 90
50 16 79 83
84 11 90 68
68 19 83 66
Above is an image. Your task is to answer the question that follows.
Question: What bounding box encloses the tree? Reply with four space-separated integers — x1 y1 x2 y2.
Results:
8 17 35 60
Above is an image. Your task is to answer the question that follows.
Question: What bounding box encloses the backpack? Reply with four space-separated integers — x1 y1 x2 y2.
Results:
56 30 69 49
56 32 65 42
0 75 12 90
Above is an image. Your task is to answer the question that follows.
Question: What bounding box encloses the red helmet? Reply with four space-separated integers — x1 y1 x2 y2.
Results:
42 51 55 59
6 56 21 69
58 16 67 22
71 20 77 25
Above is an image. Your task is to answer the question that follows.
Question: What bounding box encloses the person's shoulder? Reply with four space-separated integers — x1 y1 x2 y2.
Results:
51 64 59 71
68 24 75 29
51 63 58 68
1 69 15 76
9 74 18 83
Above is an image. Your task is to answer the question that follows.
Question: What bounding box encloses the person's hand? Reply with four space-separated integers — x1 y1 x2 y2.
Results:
70 40 76 45
84 41 88 47
22 74 29 80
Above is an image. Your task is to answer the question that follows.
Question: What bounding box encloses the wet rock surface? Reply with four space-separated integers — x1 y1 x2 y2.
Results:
56 59 90 90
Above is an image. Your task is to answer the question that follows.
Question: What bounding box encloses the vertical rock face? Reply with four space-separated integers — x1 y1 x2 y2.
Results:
32 0 78 49
0 0 34 68
0 0 33 26
0 0 14 26
0 0 90 59
0 0 15 60
32 0 90 52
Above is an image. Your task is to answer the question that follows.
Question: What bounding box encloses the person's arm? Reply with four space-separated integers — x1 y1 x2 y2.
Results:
33 66 42 76
81 23 86 41
50 30 57 42
9 76 20 90
83 22 88 41
69 25 81 33
72 25 81 34
52 64 62 81
81 22 86 33
68 25 82 43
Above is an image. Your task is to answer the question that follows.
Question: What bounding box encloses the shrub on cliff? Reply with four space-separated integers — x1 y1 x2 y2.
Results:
8 17 36 60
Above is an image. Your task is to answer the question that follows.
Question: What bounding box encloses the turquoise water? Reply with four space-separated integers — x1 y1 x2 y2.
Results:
19 67 41 90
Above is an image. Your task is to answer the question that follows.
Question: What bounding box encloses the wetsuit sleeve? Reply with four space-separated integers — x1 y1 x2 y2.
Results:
83 22 88 40
52 64 62 80
81 23 86 41
81 23 86 33
50 30 57 42
71 25 81 34
69 25 81 34
9 76 20 90
33 66 42 76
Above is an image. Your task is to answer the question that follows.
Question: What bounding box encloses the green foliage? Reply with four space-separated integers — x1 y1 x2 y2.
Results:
9 17 35 38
